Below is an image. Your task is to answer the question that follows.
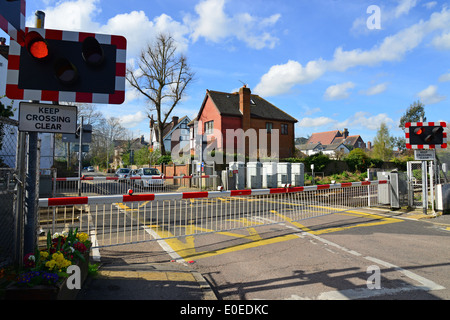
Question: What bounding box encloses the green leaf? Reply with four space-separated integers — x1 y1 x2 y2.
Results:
74 250 86 263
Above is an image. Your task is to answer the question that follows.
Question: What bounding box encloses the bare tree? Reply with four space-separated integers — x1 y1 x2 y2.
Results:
126 33 195 155
94 117 128 169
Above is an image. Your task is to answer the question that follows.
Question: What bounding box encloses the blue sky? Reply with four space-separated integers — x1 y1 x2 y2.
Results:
2 0 450 144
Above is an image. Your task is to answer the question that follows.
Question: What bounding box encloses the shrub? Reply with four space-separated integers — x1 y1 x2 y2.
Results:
157 155 172 165
344 149 369 172
304 152 330 172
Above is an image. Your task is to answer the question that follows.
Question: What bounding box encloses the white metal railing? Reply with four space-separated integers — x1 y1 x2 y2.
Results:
51 174 219 196
38 180 388 248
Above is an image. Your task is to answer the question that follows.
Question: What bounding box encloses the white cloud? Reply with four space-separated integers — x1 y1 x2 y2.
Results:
324 82 355 101
423 1 437 9
119 111 147 128
256 7 450 97
359 83 388 96
185 0 280 49
32 0 280 61
417 85 446 104
27 0 101 31
297 112 394 132
253 59 326 96
337 112 395 131
438 73 450 82
297 117 336 128
394 0 418 18
99 11 190 58
431 32 450 50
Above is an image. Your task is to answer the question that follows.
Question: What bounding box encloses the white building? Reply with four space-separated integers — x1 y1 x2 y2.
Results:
150 115 191 154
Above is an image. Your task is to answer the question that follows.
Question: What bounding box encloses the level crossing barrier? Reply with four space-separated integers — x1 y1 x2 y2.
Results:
51 174 219 197
38 180 388 249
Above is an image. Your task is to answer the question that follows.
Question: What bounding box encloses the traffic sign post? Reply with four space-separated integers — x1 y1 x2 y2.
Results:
6 27 127 104
405 122 447 215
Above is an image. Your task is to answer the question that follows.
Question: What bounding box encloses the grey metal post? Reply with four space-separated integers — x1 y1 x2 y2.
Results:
422 160 428 215
430 161 434 214
24 11 46 254
78 117 83 196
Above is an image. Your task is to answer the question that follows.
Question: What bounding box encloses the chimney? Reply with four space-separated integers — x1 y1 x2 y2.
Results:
343 128 349 139
239 85 251 131
367 141 372 150
172 116 179 126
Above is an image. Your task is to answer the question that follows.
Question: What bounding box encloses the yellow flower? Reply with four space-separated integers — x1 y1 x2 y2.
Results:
40 251 49 259
45 260 56 270
77 233 89 242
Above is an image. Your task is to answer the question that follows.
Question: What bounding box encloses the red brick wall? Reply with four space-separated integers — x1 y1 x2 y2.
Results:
198 93 296 159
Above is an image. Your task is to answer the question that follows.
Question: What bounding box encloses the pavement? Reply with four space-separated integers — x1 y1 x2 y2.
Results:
76 260 217 300
75 207 450 301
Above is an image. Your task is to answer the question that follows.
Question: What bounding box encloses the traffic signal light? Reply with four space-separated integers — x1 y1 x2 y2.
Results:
405 122 447 149
6 27 127 104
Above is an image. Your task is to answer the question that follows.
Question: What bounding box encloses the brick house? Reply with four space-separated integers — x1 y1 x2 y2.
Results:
190 86 297 159
306 128 367 150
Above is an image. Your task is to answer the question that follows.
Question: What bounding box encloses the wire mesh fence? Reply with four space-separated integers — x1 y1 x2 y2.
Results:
0 117 19 267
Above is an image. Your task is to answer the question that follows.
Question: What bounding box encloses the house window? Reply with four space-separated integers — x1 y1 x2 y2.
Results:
204 121 214 134
281 124 288 135
266 122 273 134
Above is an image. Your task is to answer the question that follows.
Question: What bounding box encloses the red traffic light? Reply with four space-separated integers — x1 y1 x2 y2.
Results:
25 31 49 60
414 127 423 135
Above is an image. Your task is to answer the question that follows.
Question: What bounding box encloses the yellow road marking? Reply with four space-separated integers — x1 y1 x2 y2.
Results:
117 201 404 259
98 270 196 282
275 210 403 235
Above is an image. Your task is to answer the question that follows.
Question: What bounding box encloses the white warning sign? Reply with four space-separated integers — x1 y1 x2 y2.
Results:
18 102 77 133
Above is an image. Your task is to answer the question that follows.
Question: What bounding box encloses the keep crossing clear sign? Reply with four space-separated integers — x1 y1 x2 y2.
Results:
18 102 77 133
414 149 436 161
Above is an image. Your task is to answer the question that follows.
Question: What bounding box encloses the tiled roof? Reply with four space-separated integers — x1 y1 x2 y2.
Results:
333 135 362 146
307 130 341 145
205 90 297 122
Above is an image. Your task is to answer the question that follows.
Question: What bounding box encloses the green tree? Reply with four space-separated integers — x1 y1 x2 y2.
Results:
372 122 393 161
399 100 426 131
344 148 370 172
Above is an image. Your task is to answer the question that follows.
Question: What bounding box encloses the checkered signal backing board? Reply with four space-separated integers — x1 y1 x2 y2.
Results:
405 122 447 149
6 27 127 104
0 0 26 45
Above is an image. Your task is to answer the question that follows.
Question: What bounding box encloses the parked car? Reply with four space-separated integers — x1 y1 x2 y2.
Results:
115 168 131 181
135 167 164 188
87 166 94 172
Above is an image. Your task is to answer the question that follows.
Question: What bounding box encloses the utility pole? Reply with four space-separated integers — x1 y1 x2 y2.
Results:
24 11 45 254
78 116 83 196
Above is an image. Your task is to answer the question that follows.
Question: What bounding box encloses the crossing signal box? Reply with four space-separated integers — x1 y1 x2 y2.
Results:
405 122 447 149
6 27 127 104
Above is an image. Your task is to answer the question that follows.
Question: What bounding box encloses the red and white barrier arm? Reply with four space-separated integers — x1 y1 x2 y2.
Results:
39 180 387 208
54 175 217 181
